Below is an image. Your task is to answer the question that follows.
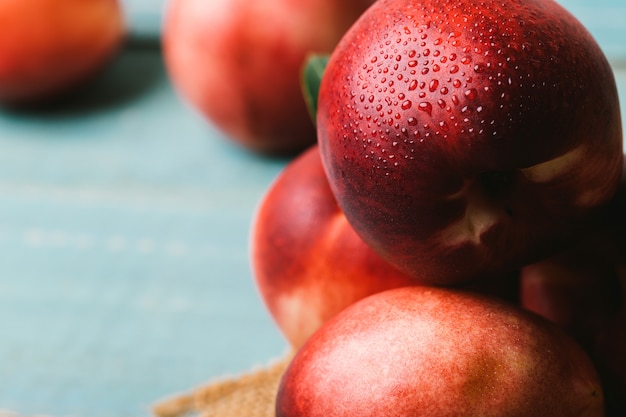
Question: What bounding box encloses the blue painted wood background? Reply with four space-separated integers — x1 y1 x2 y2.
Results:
0 1 625 416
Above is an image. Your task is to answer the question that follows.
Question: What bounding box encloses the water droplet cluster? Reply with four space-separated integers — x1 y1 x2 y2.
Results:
331 0 588 177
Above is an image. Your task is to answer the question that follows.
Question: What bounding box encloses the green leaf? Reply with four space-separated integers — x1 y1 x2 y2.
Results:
301 54 329 126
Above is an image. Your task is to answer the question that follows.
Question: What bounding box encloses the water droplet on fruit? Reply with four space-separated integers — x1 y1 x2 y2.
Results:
408 60 418 67
474 63 486 73
401 100 412 110
422 68 429 75
408 80 418 91
408 50 417 58
452 79 462 88
450 65 460 74
407 117 418 126
418 102 433 116
464 88 478 100
429 79 439 92
440 86 449 95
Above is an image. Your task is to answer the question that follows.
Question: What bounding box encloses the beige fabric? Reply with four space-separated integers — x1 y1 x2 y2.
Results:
152 352 293 417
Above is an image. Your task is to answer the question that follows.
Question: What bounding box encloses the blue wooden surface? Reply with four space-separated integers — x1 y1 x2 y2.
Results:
557 0 626 62
0 2 625 417
0 47 289 417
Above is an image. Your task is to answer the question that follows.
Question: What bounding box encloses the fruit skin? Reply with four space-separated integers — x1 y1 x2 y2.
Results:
0 0 125 105
520 161 626 416
317 0 623 285
163 0 374 155
250 145 418 349
277 286 604 417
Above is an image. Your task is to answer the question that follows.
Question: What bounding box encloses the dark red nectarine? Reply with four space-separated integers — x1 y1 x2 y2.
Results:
317 0 623 285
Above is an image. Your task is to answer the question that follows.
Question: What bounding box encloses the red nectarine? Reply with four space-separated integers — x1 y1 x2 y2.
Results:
250 145 417 348
317 0 623 285
277 286 604 417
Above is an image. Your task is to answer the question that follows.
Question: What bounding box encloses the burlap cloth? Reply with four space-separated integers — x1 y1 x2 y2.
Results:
152 352 294 417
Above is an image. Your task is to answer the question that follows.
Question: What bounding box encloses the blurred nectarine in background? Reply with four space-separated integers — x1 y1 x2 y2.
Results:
0 0 125 106
163 0 375 155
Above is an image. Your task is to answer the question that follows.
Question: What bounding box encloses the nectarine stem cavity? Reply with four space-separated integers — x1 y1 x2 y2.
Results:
479 171 514 200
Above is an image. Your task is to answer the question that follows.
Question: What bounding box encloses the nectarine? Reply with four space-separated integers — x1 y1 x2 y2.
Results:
277 286 604 417
0 0 125 105
317 0 623 285
250 145 417 348
163 0 375 155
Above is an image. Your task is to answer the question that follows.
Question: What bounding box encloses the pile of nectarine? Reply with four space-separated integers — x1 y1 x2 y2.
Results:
248 0 625 415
